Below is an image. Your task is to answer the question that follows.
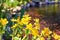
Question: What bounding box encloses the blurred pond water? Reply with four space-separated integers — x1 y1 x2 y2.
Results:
38 3 60 28
39 3 60 16
27 3 60 28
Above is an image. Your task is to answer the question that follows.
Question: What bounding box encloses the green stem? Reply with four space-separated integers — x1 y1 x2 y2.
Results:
0 34 2 40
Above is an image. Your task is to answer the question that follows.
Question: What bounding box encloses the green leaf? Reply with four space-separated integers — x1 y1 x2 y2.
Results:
25 29 29 35
13 37 20 40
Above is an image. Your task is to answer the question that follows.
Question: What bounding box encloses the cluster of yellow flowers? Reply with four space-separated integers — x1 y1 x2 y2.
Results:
25 18 40 38
11 14 31 28
10 14 60 40
41 28 52 37
0 14 60 40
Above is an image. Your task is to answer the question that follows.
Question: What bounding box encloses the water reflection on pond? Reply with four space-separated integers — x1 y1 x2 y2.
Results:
37 3 60 25
39 4 60 16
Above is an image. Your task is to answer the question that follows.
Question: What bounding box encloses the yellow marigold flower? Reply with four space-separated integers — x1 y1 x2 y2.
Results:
41 27 52 37
26 23 33 30
52 32 60 40
31 28 39 37
21 18 29 25
21 16 31 25
11 24 18 28
0 18 8 26
14 14 31 25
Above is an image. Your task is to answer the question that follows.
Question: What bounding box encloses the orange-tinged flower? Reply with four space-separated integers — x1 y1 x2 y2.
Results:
41 27 52 37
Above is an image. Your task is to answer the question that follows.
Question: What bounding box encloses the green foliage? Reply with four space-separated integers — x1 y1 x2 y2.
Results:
13 37 20 40
5 0 19 7
25 29 30 35
0 0 30 8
